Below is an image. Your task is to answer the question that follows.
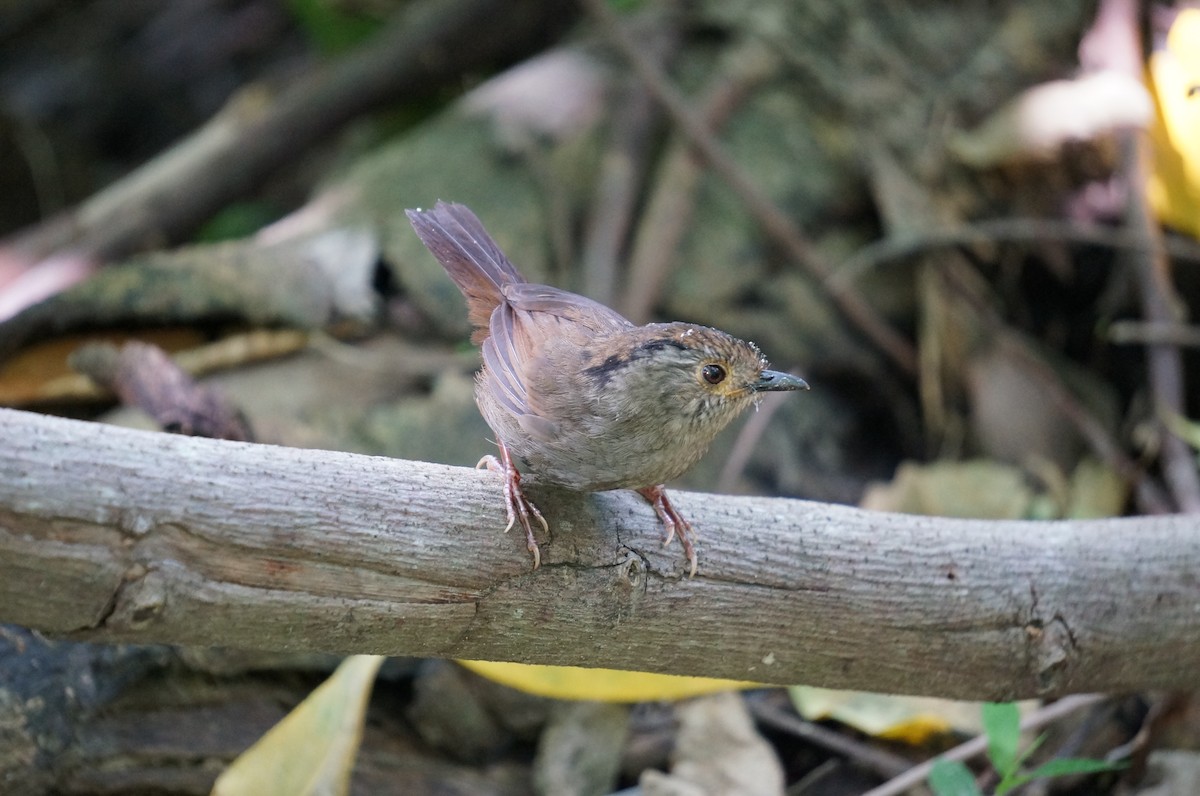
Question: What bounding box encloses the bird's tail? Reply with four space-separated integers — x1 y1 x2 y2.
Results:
406 202 526 341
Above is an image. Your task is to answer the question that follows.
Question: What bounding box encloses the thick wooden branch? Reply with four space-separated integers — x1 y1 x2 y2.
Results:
1 408 1196 699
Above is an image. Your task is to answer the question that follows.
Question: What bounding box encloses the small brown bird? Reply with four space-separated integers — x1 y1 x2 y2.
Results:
407 202 808 575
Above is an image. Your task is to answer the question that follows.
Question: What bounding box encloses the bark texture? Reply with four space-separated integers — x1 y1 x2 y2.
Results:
0 408 1196 700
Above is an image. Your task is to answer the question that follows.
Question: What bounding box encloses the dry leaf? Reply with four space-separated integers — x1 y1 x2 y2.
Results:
790 686 1039 746
861 460 1034 519
458 660 757 703
641 692 784 796
950 70 1152 167
211 654 384 796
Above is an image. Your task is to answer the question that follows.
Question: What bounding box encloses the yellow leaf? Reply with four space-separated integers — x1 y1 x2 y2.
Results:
1065 459 1127 518
861 460 1034 519
789 686 1040 747
211 654 384 796
457 660 758 702
1147 9 1200 238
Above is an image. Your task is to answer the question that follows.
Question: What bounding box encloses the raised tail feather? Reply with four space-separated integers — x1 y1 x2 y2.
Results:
406 202 526 341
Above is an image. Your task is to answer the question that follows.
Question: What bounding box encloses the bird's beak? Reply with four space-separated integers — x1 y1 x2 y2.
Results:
753 370 810 392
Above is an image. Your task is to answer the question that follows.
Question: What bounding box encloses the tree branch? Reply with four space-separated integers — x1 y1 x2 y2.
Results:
1 0 572 264
1 408 1196 699
582 0 917 375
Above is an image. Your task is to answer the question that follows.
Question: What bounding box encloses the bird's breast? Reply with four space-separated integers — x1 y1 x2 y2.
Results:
476 370 728 492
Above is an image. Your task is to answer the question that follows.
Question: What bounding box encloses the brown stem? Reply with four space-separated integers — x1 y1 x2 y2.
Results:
830 217 1200 294
938 262 1174 515
746 693 913 781
582 0 917 375
620 38 771 324
1121 133 1200 513
579 13 679 308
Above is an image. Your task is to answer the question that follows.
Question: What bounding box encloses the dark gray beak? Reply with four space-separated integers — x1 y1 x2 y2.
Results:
753 370 810 392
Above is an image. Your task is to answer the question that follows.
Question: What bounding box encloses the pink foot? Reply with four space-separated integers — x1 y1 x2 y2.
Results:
636 485 697 577
478 442 548 569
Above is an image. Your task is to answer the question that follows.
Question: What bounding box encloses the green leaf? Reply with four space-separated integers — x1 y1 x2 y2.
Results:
996 754 1125 793
285 0 382 55
996 773 1034 794
1027 757 1127 779
1010 732 1047 773
982 702 1021 776
193 202 280 242
928 760 983 796
1164 411 1200 452
994 733 1048 792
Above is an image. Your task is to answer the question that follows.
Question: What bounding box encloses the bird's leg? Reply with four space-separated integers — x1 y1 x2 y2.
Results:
478 441 548 569
636 485 698 578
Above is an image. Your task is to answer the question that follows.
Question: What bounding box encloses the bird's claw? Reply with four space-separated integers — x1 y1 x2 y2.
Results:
479 447 547 569
637 485 698 577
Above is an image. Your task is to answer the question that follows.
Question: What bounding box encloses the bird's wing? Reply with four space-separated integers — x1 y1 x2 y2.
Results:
481 303 532 418
481 302 565 442
502 283 633 333
483 283 633 443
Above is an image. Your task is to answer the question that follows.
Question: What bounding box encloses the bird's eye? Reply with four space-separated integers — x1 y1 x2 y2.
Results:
701 364 727 385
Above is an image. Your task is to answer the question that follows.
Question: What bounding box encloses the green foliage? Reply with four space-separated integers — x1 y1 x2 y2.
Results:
982 702 1021 777
929 759 982 796
286 0 383 55
927 703 1125 796
193 202 281 242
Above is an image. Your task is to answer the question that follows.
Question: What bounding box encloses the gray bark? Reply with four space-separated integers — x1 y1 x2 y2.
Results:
1 407 1196 699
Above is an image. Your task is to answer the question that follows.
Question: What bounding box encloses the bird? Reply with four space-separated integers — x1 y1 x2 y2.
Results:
407 201 809 575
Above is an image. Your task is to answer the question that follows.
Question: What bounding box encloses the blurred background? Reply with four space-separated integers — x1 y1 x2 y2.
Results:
2 0 1199 793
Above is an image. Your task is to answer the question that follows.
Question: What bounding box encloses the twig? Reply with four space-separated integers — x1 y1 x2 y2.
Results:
580 14 678 308
1121 132 1200 513
1106 691 1190 781
829 217 1200 294
620 38 772 324
1097 0 1200 513
746 693 912 781
1022 699 1120 796
70 341 252 441
863 695 1110 796
1108 321 1200 348
582 0 917 375
938 262 1174 514
996 335 1173 515
716 382 796 495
